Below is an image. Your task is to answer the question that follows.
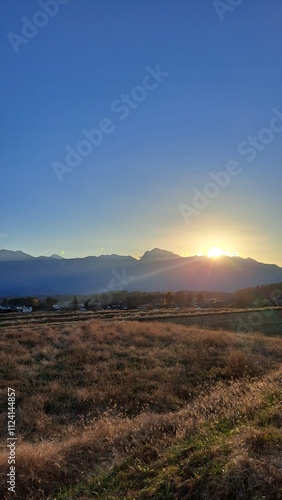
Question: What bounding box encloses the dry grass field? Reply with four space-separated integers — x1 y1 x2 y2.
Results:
0 318 281 499
1 306 282 334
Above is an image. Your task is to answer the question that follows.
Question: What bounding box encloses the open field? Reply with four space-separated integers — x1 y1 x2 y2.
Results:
1 306 282 335
151 307 282 336
0 317 281 499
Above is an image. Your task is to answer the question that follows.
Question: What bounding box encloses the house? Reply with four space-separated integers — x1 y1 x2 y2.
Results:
23 306 33 313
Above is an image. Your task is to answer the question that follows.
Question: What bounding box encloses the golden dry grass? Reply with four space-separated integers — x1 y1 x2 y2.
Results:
0 320 281 499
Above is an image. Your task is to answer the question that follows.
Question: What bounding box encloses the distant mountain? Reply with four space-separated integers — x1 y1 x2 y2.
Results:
0 249 35 261
140 248 181 261
50 254 64 260
0 248 282 296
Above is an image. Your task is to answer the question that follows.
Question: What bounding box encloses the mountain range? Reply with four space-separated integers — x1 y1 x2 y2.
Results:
0 248 282 296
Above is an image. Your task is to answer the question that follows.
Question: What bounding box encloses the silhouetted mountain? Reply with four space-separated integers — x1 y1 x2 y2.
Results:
140 248 181 261
0 249 35 261
0 249 282 296
50 254 64 260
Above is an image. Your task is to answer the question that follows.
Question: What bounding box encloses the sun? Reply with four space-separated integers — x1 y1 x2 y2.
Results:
207 247 225 258
207 247 239 258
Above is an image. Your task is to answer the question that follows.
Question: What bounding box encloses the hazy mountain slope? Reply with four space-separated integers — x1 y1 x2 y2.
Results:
0 249 282 295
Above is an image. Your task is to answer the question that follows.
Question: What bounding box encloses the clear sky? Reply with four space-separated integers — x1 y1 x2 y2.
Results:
1 0 282 265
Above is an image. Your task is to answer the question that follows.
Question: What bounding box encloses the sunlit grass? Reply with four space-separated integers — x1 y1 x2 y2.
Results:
0 320 281 499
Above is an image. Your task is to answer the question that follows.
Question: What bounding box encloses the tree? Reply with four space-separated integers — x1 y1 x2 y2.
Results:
233 288 254 308
84 298 92 310
165 292 174 307
30 297 39 308
46 296 57 307
98 292 112 307
186 293 193 306
175 291 185 307
71 296 78 310
125 295 138 310
197 293 204 305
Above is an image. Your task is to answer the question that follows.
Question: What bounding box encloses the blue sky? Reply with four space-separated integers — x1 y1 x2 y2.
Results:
1 0 282 264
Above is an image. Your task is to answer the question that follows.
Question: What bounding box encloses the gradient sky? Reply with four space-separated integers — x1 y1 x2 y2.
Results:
1 0 282 264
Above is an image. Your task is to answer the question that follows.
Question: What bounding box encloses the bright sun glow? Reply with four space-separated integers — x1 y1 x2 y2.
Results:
207 247 225 258
207 247 239 258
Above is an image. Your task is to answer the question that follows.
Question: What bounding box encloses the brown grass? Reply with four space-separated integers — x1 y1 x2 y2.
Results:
0 320 281 499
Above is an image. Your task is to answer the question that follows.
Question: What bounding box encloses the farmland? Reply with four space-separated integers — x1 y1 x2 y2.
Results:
1 306 282 334
0 311 281 499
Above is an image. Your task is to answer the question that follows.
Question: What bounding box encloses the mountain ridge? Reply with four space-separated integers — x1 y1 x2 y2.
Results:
1 247 280 267
0 248 282 295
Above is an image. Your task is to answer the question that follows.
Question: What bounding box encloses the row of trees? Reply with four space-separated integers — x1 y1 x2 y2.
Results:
0 291 211 311
1 297 40 308
233 283 282 308
69 291 204 310
2 284 281 311
0 296 57 310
